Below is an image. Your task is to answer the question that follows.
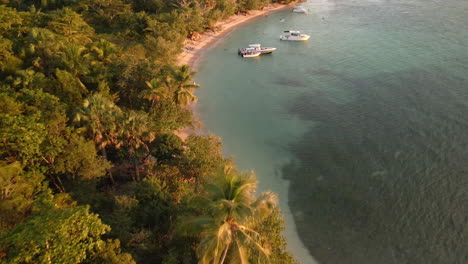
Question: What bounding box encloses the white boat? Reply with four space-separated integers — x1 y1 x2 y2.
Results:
241 48 261 58
292 6 309 13
280 30 310 41
248 44 277 54
238 44 276 57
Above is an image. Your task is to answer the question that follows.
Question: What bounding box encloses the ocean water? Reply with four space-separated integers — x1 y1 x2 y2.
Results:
194 0 468 263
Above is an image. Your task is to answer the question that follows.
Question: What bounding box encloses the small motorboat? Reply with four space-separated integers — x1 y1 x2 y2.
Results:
280 30 310 41
248 44 277 54
238 44 276 57
241 48 261 58
292 6 309 14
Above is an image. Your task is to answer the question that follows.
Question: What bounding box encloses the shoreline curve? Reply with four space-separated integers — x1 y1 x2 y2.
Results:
175 3 320 264
176 3 290 69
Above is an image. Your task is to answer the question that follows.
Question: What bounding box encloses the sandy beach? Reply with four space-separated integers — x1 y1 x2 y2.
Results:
177 3 290 69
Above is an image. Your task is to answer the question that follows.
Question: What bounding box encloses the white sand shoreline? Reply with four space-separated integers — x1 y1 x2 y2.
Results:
176 3 290 69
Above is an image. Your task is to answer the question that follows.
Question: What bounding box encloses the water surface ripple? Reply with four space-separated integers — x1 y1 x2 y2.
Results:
195 0 468 263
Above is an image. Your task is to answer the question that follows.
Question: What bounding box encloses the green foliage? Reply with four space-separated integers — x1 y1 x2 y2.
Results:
47 7 94 43
238 0 270 12
117 109 156 181
86 239 136 264
89 39 121 65
16 88 66 122
118 110 154 154
79 0 131 30
0 5 22 34
0 0 299 263
215 0 237 19
0 162 46 228
0 37 22 74
0 113 48 168
168 65 199 106
11 70 50 91
20 28 64 75
58 43 90 76
151 133 184 162
74 93 122 152
150 98 193 132
177 1 205 33
101 194 137 243
1 206 110 264
249 208 300 264
132 0 168 13
132 176 173 229
193 172 277 264
181 135 228 181
113 56 161 107
144 34 184 63
55 68 88 111
0 92 22 115
8 0 80 10
51 134 110 181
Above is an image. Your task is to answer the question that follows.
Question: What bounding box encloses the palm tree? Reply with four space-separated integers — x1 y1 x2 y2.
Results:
12 69 48 90
166 65 200 106
74 93 121 183
89 39 120 65
25 28 63 75
142 78 168 109
117 110 155 181
59 43 90 76
195 172 276 264
175 85 198 106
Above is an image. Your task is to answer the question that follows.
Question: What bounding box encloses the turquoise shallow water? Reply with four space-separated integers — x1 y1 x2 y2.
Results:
195 0 468 263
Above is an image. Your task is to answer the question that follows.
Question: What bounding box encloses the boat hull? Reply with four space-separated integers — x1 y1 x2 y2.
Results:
280 35 310 41
242 52 261 58
239 45 276 56
259 47 277 54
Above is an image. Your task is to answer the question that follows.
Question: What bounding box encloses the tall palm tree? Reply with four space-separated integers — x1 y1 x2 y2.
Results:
74 93 121 183
175 86 198 106
196 172 276 264
117 110 155 181
166 65 200 106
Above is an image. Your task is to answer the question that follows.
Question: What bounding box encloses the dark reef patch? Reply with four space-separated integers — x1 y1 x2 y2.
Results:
283 68 468 264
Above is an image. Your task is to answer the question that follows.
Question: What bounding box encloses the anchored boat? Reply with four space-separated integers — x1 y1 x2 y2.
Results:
238 44 277 57
280 30 310 41
240 48 261 58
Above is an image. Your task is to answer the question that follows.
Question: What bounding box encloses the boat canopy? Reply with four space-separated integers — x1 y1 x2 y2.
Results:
248 44 261 48
284 30 301 34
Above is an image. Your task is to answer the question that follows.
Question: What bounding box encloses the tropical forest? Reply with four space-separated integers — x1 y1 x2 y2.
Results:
0 0 298 263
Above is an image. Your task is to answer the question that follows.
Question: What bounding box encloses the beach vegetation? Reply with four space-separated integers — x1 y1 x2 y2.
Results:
193 171 276 264
0 0 299 263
